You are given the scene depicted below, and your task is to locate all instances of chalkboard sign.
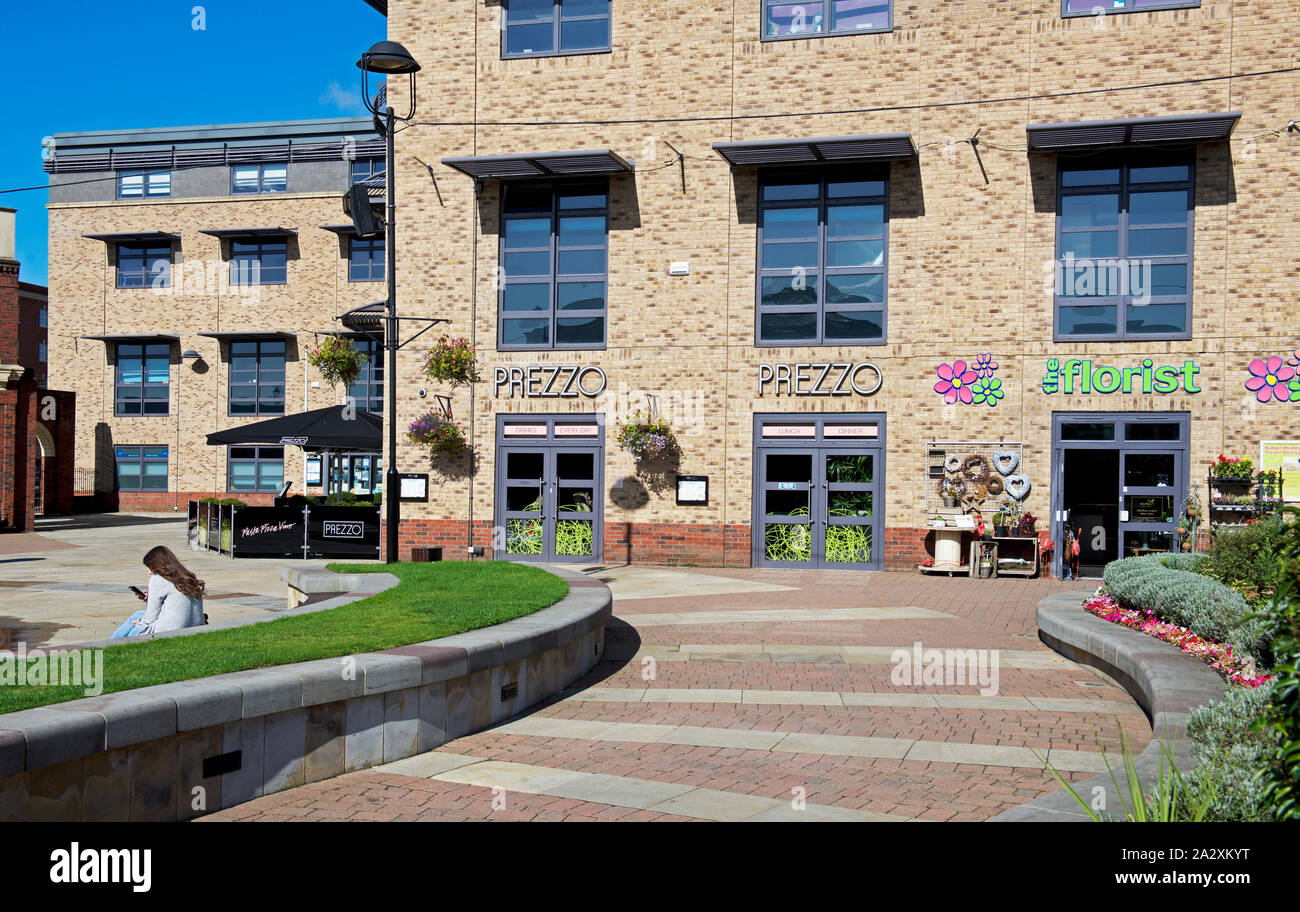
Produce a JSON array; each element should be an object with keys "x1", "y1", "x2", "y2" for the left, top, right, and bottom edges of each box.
[{"x1": 231, "y1": 507, "x2": 305, "y2": 557}]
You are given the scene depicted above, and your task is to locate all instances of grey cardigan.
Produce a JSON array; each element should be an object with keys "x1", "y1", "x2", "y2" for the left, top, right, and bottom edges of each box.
[{"x1": 140, "y1": 574, "x2": 205, "y2": 634}]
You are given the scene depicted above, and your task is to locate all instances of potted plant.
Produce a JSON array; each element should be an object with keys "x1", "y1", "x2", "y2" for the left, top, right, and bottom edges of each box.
[
  {"x1": 992, "y1": 511, "x2": 1008, "y2": 537},
  {"x1": 1210, "y1": 454, "x2": 1254, "y2": 480},
  {"x1": 408, "y1": 411, "x2": 467, "y2": 454},
  {"x1": 938, "y1": 476, "x2": 964, "y2": 508},
  {"x1": 422, "y1": 336, "x2": 481, "y2": 388},
  {"x1": 306, "y1": 336, "x2": 367, "y2": 390},
  {"x1": 616, "y1": 411, "x2": 675, "y2": 463},
  {"x1": 1017, "y1": 512, "x2": 1037, "y2": 538}
]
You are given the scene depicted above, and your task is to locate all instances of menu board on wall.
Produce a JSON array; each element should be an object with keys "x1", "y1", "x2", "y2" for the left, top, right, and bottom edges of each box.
[{"x1": 1260, "y1": 441, "x2": 1300, "y2": 502}]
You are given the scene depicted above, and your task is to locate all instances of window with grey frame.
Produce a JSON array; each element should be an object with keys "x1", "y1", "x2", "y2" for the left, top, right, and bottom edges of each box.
[
  {"x1": 117, "y1": 170, "x2": 171, "y2": 199},
  {"x1": 764, "y1": 0, "x2": 891, "y2": 39},
  {"x1": 757, "y1": 170, "x2": 888, "y2": 345},
  {"x1": 116, "y1": 243, "x2": 172, "y2": 289},
  {"x1": 1055, "y1": 154, "x2": 1193, "y2": 340},
  {"x1": 115, "y1": 445, "x2": 169, "y2": 492},
  {"x1": 229, "y1": 339, "x2": 286, "y2": 416},
  {"x1": 499, "y1": 181, "x2": 608, "y2": 350},
  {"x1": 349, "y1": 158, "x2": 384, "y2": 183},
  {"x1": 230, "y1": 240, "x2": 287, "y2": 286},
  {"x1": 503, "y1": 0, "x2": 610, "y2": 58},
  {"x1": 115, "y1": 342, "x2": 170, "y2": 416},
  {"x1": 231, "y1": 162, "x2": 287, "y2": 194},
  {"x1": 1062, "y1": 0, "x2": 1197, "y2": 16},
  {"x1": 227, "y1": 446, "x2": 285, "y2": 493},
  {"x1": 346, "y1": 337, "x2": 383, "y2": 414},
  {"x1": 348, "y1": 235, "x2": 385, "y2": 282}
]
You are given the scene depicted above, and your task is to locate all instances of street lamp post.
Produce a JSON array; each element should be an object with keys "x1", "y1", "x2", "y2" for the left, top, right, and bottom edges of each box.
[{"x1": 357, "y1": 41, "x2": 421, "y2": 563}]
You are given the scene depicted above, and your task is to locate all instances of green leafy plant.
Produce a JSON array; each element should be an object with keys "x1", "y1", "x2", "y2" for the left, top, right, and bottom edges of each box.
[
  {"x1": 1181, "y1": 685, "x2": 1278, "y2": 821},
  {"x1": 1198, "y1": 517, "x2": 1287, "y2": 610},
  {"x1": 421, "y1": 336, "x2": 481, "y2": 387},
  {"x1": 408, "y1": 411, "x2": 467, "y2": 454},
  {"x1": 1037, "y1": 726, "x2": 1219, "y2": 822},
  {"x1": 826, "y1": 454, "x2": 873, "y2": 484},
  {"x1": 1257, "y1": 506, "x2": 1300, "y2": 820},
  {"x1": 306, "y1": 336, "x2": 367, "y2": 390}
]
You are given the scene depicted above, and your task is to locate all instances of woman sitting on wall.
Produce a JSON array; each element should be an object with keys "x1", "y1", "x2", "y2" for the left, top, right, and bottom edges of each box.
[{"x1": 111, "y1": 546, "x2": 207, "y2": 639}]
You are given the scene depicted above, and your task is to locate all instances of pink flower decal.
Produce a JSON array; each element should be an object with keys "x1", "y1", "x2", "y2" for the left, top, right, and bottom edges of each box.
[
  {"x1": 934, "y1": 360, "x2": 977, "y2": 405},
  {"x1": 973, "y1": 353, "x2": 998, "y2": 378},
  {"x1": 1245, "y1": 356, "x2": 1295, "y2": 403},
  {"x1": 1288, "y1": 348, "x2": 1300, "y2": 369}
]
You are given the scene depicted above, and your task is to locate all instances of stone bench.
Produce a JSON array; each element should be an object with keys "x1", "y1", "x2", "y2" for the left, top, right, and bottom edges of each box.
[{"x1": 0, "y1": 566, "x2": 611, "y2": 821}]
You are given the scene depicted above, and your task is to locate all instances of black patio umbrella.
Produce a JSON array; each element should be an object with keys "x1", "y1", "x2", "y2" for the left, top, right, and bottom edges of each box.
[{"x1": 206, "y1": 405, "x2": 381, "y2": 451}]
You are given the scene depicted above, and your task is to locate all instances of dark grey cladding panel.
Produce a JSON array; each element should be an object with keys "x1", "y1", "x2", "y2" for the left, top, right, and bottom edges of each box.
[
  {"x1": 1026, "y1": 112, "x2": 1241, "y2": 150},
  {"x1": 713, "y1": 133, "x2": 917, "y2": 166}
]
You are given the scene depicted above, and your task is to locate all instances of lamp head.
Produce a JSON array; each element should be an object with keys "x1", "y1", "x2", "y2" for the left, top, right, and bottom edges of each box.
[{"x1": 356, "y1": 41, "x2": 421, "y2": 75}]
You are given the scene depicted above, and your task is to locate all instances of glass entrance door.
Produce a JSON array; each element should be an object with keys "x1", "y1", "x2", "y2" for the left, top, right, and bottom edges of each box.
[
  {"x1": 757, "y1": 448, "x2": 878, "y2": 569},
  {"x1": 498, "y1": 446, "x2": 601, "y2": 562},
  {"x1": 1120, "y1": 450, "x2": 1180, "y2": 557}
]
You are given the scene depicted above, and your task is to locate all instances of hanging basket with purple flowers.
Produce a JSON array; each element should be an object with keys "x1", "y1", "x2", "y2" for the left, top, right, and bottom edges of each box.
[
  {"x1": 408, "y1": 411, "x2": 467, "y2": 454},
  {"x1": 422, "y1": 336, "x2": 481, "y2": 388},
  {"x1": 615, "y1": 411, "x2": 675, "y2": 462}
]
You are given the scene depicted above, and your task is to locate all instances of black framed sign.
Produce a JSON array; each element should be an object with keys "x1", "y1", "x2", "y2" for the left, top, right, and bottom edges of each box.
[
  {"x1": 676, "y1": 475, "x2": 709, "y2": 506},
  {"x1": 399, "y1": 474, "x2": 429, "y2": 502}
]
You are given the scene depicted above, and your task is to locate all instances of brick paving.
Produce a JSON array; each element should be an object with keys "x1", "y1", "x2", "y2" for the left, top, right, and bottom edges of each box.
[{"x1": 202, "y1": 569, "x2": 1141, "y2": 823}]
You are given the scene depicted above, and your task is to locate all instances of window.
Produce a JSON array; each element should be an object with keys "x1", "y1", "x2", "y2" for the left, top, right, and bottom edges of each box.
[
  {"x1": 118, "y1": 170, "x2": 171, "y2": 199},
  {"x1": 231, "y1": 163, "x2": 288, "y2": 194},
  {"x1": 348, "y1": 236, "x2": 385, "y2": 282},
  {"x1": 116, "y1": 243, "x2": 172, "y2": 289},
  {"x1": 499, "y1": 181, "x2": 608, "y2": 349},
  {"x1": 764, "y1": 1, "x2": 892, "y2": 39},
  {"x1": 227, "y1": 446, "x2": 285, "y2": 493},
  {"x1": 1063, "y1": 0, "x2": 1197, "y2": 16},
  {"x1": 1055, "y1": 155, "x2": 1192, "y2": 340},
  {"x1": 347, "y1": 337, "x2": 384, "y2": 413},
  {"x1": 38, "y1": 342, "x2": 46, "y2": 363},
  {"x1": 504, "y1": 0, "x2": 611, "y2": 58},
  {"x1": 757, "y1": 170, "x2": 888, "y2": 345},
  {"x1": 116, "y1": 446, "x2": 169, "y2": 491},
  {"x1": 115, "y1": 342, "x2": 170, "y2": 416},
  {"x1": 230, "y1": 240, "x2": 287, "y2": 286},
  {"x1": 229, "y1": 340, "x2": 286, "y2": 416},
  {"x1": 39, "y1": 308, "x2": 46, "y2": 328},
  {"x1": 350, "y1": 158, "x2": 384, "y2": 183}
]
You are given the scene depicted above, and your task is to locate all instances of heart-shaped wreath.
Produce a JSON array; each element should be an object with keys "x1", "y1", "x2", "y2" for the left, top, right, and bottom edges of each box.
[
  {"x1": 992, "y1": 451, "x2": 1019, "y2": 476},
  {"x1": 1004, "y1": 474, "x2": 1031, "y2": 501}
]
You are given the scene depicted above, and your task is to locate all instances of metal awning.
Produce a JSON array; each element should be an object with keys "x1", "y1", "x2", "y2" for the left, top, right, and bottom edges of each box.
[
  {"x1": 320, "y1": 223, "x2": 384, "y2": 236},
  {"x1": 1026, "y1": 111, "x2": 1241, "y2": 151},
  {"x1": 196, "y1": 330, "x2": 296, "y2": 341},
  {"x1": 81, "y1": 334, "x2": 180, "y2": 344},
  {"x1": 442, "y1": 149, "x2": 634, "y2": 180},
  {"x1": 713, "y1": 133, "x2": 917, "y2": 166},
  {"x1": 82, "y1": 231, "x2": 180, "y2": 245},
  {"x1": 198, "y1": 227, "x2": 297, "y2": 239}
]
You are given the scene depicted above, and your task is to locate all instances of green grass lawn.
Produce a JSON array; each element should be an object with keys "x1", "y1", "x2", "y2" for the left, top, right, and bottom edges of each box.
[{"x1": 0, "y1": 561, "x2": 568, "y2": 714}]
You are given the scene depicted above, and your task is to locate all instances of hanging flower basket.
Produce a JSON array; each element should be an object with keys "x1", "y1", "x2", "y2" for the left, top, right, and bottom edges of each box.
[
  {"x1": 307, "y1": 336, "x2": 366, "y2": 390},
  {"x1": 422, "y1": 336, "x2": 481, "y2": 388},
  {"x1": 616, "y1": 411, "x2": 675, "y2": 462},
  {"x1": 408, "y1": 411, "x2": 467, "y2": 454}
]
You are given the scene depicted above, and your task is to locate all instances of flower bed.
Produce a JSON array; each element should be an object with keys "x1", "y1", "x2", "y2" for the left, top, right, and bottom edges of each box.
[{"x1": 1082, "y1": 590, "x2": 1272, "y2": 688}]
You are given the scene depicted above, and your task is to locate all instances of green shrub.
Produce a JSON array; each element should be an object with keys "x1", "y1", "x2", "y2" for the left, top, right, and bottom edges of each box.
[
  {"x1": 323, "y1": 491, "x2": 376, "y2": 508},
  {"x1": 1103, "y1": 554, "x2": 1267, "y2": 663},
  {"x1": 1257, "y1": 507, "x2": 1300, "y2": 820},
  {"x1": 1181, "y1": 684, "x2": 1278, "y2": 822},
  {"x1": 1198, "y1": 518, "x2": 1288, "y2": 610}
]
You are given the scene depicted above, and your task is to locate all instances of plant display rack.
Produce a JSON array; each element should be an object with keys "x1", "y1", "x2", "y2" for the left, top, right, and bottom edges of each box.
[{"x1": 1206, "y1": 469, "x2": 1284, "y2": 533}]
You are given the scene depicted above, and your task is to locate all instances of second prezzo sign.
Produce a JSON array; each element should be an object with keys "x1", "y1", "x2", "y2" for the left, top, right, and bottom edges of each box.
[
  {"x1": 494, "y1": 365, "x2": 608, "y2": 399},
  {"x1": 758, "y1": 362, "x2": 883, "y2": 397}
]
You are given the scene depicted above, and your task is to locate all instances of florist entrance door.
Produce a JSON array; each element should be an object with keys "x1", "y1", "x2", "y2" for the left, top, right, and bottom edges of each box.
[{"x1": 495, "y1": 416, "x2": 604, "y2": 563}]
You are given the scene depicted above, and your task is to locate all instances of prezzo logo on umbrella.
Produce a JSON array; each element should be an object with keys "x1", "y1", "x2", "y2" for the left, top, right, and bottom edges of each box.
[
  {"x1": 323, "y1": 521, "x2": 365, "y2": 538},
  {"x1": 279, "y1": 436, "x2": 309, "y2": 445}
]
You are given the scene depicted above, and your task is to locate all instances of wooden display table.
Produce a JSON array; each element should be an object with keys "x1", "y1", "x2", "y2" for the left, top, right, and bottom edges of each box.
[{"x1": 991, "y1": 536, "x2": 1039, "y2": 578}]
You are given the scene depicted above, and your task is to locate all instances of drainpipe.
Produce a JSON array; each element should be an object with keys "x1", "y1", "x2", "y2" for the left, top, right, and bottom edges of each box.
[{"x1": 468, "y1": 179, "x2": 481, "y2": 556}]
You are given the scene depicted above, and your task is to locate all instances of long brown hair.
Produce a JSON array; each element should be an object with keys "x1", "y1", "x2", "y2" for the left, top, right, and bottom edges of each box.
[{"x1": 143, "y1": 546, "x2": 206, "y2": 600}]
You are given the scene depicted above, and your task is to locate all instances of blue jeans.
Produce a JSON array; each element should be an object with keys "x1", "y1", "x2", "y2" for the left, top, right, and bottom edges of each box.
[{"x1": 111, "y1": 609, "x2": 149, "y2": 639}]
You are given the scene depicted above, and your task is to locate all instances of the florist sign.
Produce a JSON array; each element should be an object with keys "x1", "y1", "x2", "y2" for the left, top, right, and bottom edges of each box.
[{"x1": 1041, "y1": 358, "x2": 1202, "y2": 395}]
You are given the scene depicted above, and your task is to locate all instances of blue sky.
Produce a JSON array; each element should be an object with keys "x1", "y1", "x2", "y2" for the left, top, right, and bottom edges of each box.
[{"x1": 2, "y1": 0, "x2": 385, "y2": 285}]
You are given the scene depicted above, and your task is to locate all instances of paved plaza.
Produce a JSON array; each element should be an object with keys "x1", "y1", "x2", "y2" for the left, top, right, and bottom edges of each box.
[
  {"x1": 0, "y1": 513, "x2": 336, "y2": 648},
  {"x1": 191, "y1": 556, "x2": 1139, "y2": 823}
]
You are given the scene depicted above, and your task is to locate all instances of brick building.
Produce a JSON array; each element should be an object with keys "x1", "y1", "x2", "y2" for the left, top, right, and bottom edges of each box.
[
  {"x1": 47, "y1": 1, "x2": 1300, "y2": 573},
  {"x1": 0, "y1": 207, "x2": 72, "y2": 530},
  {"x1": 46, "y1": 119, "x2": 387, "y2": 512}
]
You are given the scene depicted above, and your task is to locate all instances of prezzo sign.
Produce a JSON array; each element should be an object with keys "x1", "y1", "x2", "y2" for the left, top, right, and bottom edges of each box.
[
  {"x1": 494, "y1": 365, "x2": 607, "y2": 399},
  {"x1": 1041, "y1": 358, "x2": 1203, "y2": 395},
  {"x1": 322, "y1": 521, "x2": 365, "y2": 539},
  {"x1": 758, "y1": 362, "x2": 883, "y2": 397}
]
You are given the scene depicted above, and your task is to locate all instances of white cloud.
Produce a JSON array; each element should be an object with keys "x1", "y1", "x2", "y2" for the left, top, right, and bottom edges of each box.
[{"x1": 319, "y1": 81, "x2": 365, "y2": 114}]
